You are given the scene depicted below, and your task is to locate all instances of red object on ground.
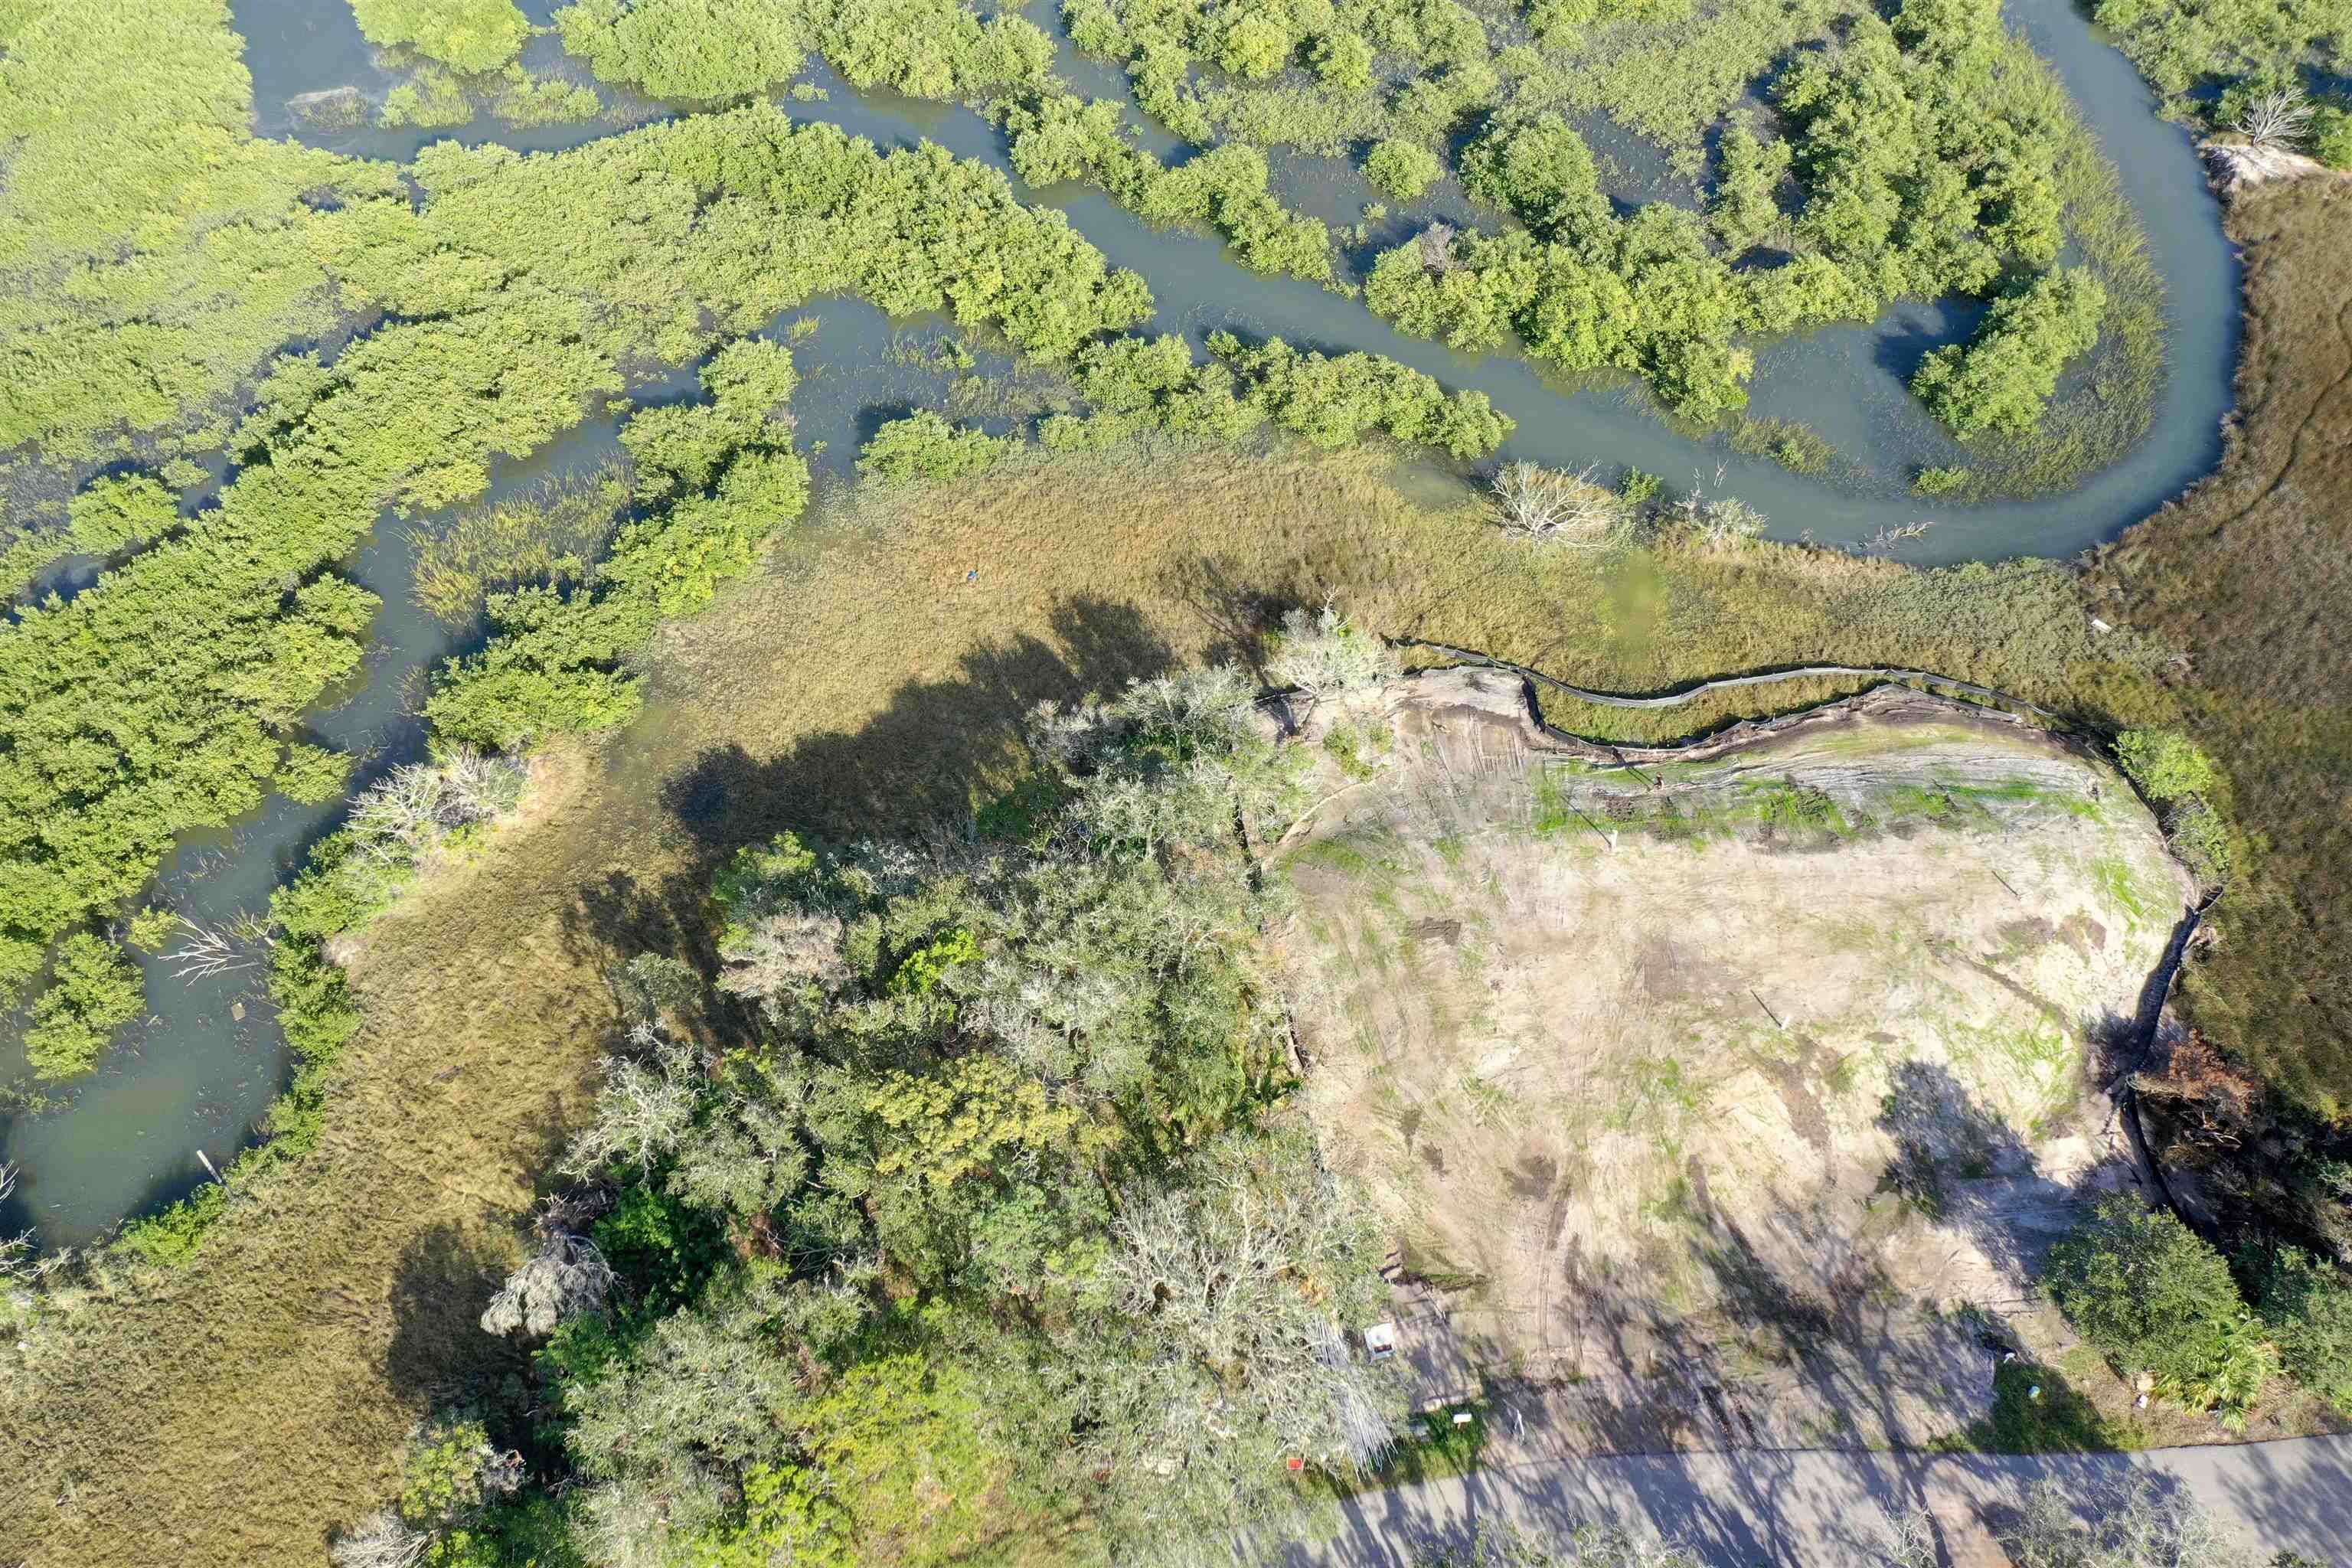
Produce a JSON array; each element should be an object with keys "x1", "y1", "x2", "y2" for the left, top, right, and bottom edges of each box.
[{"x1": 1285, "y1": 1456, "x2": 1305, "y2": 1472}]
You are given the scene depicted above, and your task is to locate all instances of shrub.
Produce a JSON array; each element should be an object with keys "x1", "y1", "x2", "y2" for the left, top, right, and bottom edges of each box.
[
  {"x1": 351, "y1": 0, "x2": 530, "y2": 73},
  {"x1": 67, "y1": 473, "x2": 179, "y2": 556},
  {"x1": 555, "y1": 0, "x2": 811, "y2": 100},
  {"x1": 22, "y1": 933, "x2": 145, "y2": 1079},
  {"x1": 115, "y1": 1181, "x2": 230, "y2": 1267},
  {"x1": 2165, "y1": 799, "x2": 2231, "y2": 883},
  {"x1": 2115, "y1": 728, "x2": 2219, "y2": 802},
  {"x1": 1310, "y1": 29, "x2": 1375, "y2": 90},
  {"x1": 2001, "y1": 1474, "x2": 2259, "y2": 1568},
  {"x1": 2311, "y1": 106, "x2": 2352, "y2": 169},
  {"x1": 1364, "y1": 139, "x2": 1442, "y2": 201},
  {"x1": 1913, "y1": 268, "x2": 2107, "y2": 438},
  {"x1": 1710, "y1": 123, "x2": 1790, "y2": 253},
  {"x1": 857, "y1": 410, "x2": 1013, "y2": 484},
  {"x1": 381, "y1": 65, "x2": 475, "y2": 129},
  {"x1": 276, "y1": 744, "x2": 356, "y2": 806},
  {"x1": 2247, "y1": 1245, "x2": 2352, "y2": 1415},
  {"x1": 1207, "y1": 332, "x2": 1512, "y2": 456},
  {"x1": 1913, "y1": 465, "x2": 1971, "y2": 496},
  {"x1": 2046, "y1": 1195, "x2": 2275, "y2": 1422}
]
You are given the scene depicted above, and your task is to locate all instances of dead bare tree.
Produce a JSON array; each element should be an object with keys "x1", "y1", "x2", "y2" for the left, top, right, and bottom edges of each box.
[
  {"x1": 346, "y1": 749, "x2": 528, "y2": 867},
  {"x1": 1858, "y1": 518, "x2": 1937, "y2": 557},
  {"x1": 1266, "y1": 600, "x2": 1399, "y2": 700},
  {"x1": 1488, "y1": 462, "x2": 1625, "y2": 547},
  {"x1": 2237, "y1": 87, "x2": 2313, "y2": 153},
  {"x1": 1416, "y1": 220, "x2": 1460, "y2": 273},
  {"x1": 716, "y1": 910, "x2": 849, "y2": 1018},
  {"x1": 328, "y1": 1511, "x2": 430, "y2": 1568},
  {"x1": 481, "y1": 1229, "x2": 616, "y2": 1339},
  {"x1": 164, "y1": 917, "x2": 266, "y2": 980},
  {"x1": 1672, "y1": 494, "x2": 1768, "y2": 550}
]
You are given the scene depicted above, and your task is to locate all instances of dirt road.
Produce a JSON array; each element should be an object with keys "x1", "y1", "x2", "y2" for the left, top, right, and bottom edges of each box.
[{"x1": 1279, "y1": 1435, "x2": 2352, "y2": 1565}]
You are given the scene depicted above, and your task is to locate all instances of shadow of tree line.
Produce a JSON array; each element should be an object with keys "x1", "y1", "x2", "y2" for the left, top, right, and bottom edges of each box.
[{"x1": 378, "y1": 595, "x2": 1203, "y2": 1405}]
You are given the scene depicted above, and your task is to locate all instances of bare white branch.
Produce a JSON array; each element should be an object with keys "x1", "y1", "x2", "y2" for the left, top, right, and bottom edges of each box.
[
  {"x1": 1488, "y1": 462, "x2": 1627, "y2": 548},
  {"x1": 328, "y1": 1511, "x2": 429, "y2": 1568},
  {"x1": 2237, "y1": 87, "x2": 2314, "y2": 153},
  {"x1": 481, "y1": 1230, "x2": 616, "y2": 1339},
  {"x1": 1266, "y1": 601, "x2": 1399, "y2": 700}
]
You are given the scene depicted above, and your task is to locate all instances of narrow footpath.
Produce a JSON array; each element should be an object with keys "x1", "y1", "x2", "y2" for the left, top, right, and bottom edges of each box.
[{"x1": 1278, "y1": 1435, "x2": 2352, "y2": 1566}]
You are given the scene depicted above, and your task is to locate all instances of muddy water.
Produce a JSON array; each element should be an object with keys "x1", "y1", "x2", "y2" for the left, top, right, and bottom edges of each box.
[{"x1": 0, "y1": 0, "x2": 2240, "y2": 1244}]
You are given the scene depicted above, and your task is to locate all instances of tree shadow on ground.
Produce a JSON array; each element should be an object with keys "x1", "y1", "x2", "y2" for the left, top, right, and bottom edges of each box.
[
  {"x1": 1158, "y1": 550, "x2": 1308, "y2": 681},
  {"x1": 1956, "y1": 1358, "x2": 2125, "y2": 1454},
  {"x1": 1875, "y1": 1058, "x2": 2076, "y2": 1280},
  {"x1": 658, "y1": 593, "x2": 1174, "y2": 856},
  {"x1": 1508, "y1": 1070, "x2": 2067, "y2": 1463},
  {"x1": 383, "y1": 1220, "x2": 528, "y2": 1408},
  {"x1": 552, "y1": 594, "x2": 1180, "y2": 1024}
]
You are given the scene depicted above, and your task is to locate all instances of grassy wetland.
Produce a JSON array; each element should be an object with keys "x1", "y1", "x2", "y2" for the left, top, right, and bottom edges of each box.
[{"x1": 6, "y1": 0, "x2": 2352, "y2": 1564}]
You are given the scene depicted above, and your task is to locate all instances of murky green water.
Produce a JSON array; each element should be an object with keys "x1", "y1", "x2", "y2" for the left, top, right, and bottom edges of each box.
[{"x1": 0, "y1": 0, "x2": 2241, "y2": 1246}]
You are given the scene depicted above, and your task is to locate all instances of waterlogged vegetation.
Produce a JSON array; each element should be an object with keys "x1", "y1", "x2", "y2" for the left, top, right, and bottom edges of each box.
[
  {"x1": 518, "y1": 0, "x2": 2164, "y2": 477},
  {"x1": 1052, "y1": 0, "x2": 2164, "y2": 479},
  {"x1": 0, "y1": 410, "x2": 2319, "y2": 1560},
  {"x1": 410, "y1": 467, "x2": 630, "y2": 626},
  {"x1": 348, "y1": 0, "x2": 530, "y2": 73},
  {"x1": 17, "y1": 26, "x2": 1550, "y2": 1083}
]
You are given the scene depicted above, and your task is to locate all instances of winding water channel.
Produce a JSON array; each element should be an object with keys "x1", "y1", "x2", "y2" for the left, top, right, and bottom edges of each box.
[{"x1": 0, "y1": 0, "x2": 2241, "y2": 1246}]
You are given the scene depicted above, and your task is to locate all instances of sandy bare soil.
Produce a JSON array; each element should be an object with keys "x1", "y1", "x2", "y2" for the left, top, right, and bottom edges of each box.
[{"x1": 1278, "y1": 669, "x2": 2194, "y2": 1451}]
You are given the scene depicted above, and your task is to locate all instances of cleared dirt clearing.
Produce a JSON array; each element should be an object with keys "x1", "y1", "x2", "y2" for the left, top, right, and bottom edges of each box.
[{"x1": 1279, "y1": 670, "x2": 2193, "y2": 1449}]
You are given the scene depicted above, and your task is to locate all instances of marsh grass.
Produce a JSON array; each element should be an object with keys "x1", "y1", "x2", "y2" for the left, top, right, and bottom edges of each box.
[
  {"x1": 407, "y1": 465, "x2": 629, "y2": 625},
  {"x1": 2087, "y1": 178, "x2": 2352, "y2": 1114},
  {"x1": 1726, "y1": 413, "x2": 1837, "y2": 476},
  {"x1": 1510, "y1": 0, "x2": 1862, "y2": 152}
]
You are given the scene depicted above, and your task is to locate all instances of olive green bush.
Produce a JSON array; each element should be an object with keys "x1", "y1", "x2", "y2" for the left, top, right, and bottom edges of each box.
[
  {"x1": 1364, "y1": 137, "x2": 1443, "y2": 201},
  {"x1": 555, "y1": 0, "x2": 811, "y2": 99},
  {"x1": 21, "y1": 935, "x2": 144, "y2": 1079},
  {"x1": 1912, "y1": 269, "x2": 2107, "y2": 438},
  {"x1": 2047, "y1": 1196, "x2": 2276, "y2": 1423},
  {"x1": 2116, "y1": 727, "x2": 2222, "y2": 802},
  {"x1": 857, "y1": 410, "x2": 1014, "y2": 484},
  {"x1": 2248, "y1": 1244, "x2": 2352, "y2": 1416},
  {"x1": 1034, "y1": 330, "x2": 1511, "y2": 457},
  {"x1": 378, "y1": 64, "x2": 474, "y2": 127},
  {"x1": 2311, "y1": 104, "x2": 2352, "y2": 168},
  {"x1": 351, "y1": 0, "x2": 531, "y2": 73}
]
